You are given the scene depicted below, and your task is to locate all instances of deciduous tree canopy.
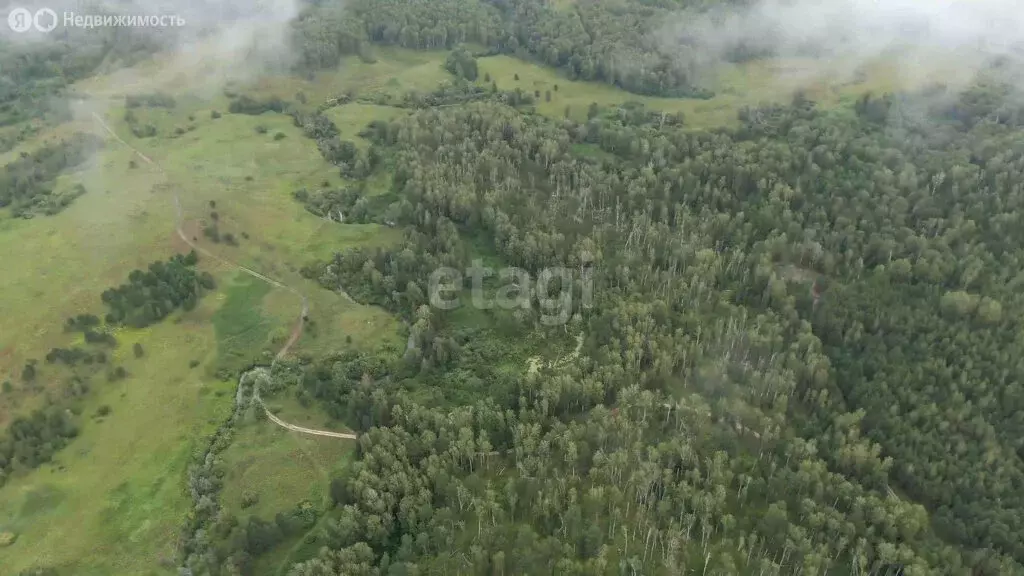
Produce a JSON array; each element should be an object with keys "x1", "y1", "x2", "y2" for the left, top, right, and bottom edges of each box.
[{"x1": 186, "y1": 80, "x2": 1024, "y2": 574}]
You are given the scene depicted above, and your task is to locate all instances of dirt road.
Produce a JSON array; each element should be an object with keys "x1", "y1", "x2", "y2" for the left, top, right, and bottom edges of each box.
[
  {"x1": 92, "y1": 111, "x2": 351, "y2": 441},
  {"x1": 263, "y1": 410, "x2": 357, "y2": 439}
]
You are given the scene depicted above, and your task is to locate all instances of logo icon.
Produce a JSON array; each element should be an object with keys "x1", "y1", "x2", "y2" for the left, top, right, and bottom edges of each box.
[
  {"x1": 7, "y1": 7, "x2": 58, "y2": 32},
  {"x1": 33, "y1": 8, "x2": 57, "y2": 32},
  {"x1": 8, "y1": 7, "x2": 32, "y2": 32}
]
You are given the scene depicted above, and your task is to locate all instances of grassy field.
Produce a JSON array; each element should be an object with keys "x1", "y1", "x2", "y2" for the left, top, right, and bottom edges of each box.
[
  {"x1": 0, "y1": 304, "x2": 234, "y2": 574},
  {"x1": 211, "y1": 271, "x2": 276, "y2": 373},
  {"x1": 202, "y1": 47, "x2": 450, "y2": 111},
  {"x1": 0, "y1": 117, "x2": 172, "y2": 425},
  {"x1": 324, "y1": 103, "x2": 408, "y2": 149},
  {"x1": 0, "y1": 50, "x2": 418, "y2": 574},
  {"x1": 219, "y1": 408, "x2": 356, "y2": 576},
  {"x1": 324, "y1": 48, "x2": 451, "y2": 102},
  {"x1": 0, "y1": 77, "x2": 405, "y2": 380},
  {"x1": 263, "y1": 392, "x2": 356, "y2": 435},
  {"x1": 475, "y1": 53, "x2": 962, "y2": 128},
  {"x1": 219, "y1": 417, "x2": 353, "y2": 521}
]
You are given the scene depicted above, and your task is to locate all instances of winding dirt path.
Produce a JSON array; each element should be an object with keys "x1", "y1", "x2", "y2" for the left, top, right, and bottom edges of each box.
[
  {"x1": 92, "y1": 111, "x2": 351, "y2": 441},
  {"x1": 264, "y1": 410, "x2": 357, "y2": 439}
]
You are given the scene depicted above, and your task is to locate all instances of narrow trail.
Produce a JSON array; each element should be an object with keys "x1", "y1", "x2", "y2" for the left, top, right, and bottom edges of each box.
[
  {"x1": 92, "y1": 111, "x2": 351, "y2": 441},
  {"x1": 264, "y1": 410, "x2": 357, "y2": 440}
]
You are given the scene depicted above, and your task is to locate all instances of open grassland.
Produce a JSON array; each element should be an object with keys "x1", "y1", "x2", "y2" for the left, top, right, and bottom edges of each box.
[
  {"x1": 0, "y1": 83, "x2": 404, "y2": 416},
  {"x1": 324, "y1": 103, "x2": 408, "y2": 148},
  {"x1": 215, "y1": 269, "x2": 402, "y2": 375},
  {"x1": 69, "y1": 35, "x2": 972, "y2": 132},
  {"x1": 315, "y1": 48, "x2": 451, "y2": 102},
  {"x1": 476, "y1": 53, "x2": 971, "y2": 127},
  {"x1": 217, "y1": 48, "x2": 451, "y2": 109},
  {"x1": 211, "y1": 271, "x2": 276, "y2": 373},
  {"x1": 0, "y1": 122, "x2": 171, "y2": 423},
  {"x1": 77, "y1": 44, "x2": 451, "y2": 110},
  {"x1": 219, "y1": 417, "x2": 353, "y2": 520},
  {"x1": 0, "y1": 303, "x2": 233, "y2": 575},
  {"x1": 0, "y1": 53, "x2": 415, "y2": 573},
  {"x1": 219, "y1": 416, "x2": 355, "y2": 576},
  {"x1": 263, "y1": 392, "x2": 356, "y2": 435}
]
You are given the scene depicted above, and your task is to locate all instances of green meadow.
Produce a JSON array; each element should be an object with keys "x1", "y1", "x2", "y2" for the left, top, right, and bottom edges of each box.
[
  {"x1": 0, "y1": 309, "x2": 232, "y2": 574},
  {"x1": 475, "y1": 53, "x2": 961, "y2": 127},
  {"x1": 218, "y1": 416, "x2": 353, "y2": 524},
  {"x1": 0, "y1": 49, "x2": 416, "y2": 574}
]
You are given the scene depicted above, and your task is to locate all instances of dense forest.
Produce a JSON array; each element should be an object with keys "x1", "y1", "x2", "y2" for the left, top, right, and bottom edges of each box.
[
  {"x1": 292, "y1": 0, "x2": 728, "y2": 97},
  {"x1": 178, "y1": 64, "x2": 1024, "y2": 574}
]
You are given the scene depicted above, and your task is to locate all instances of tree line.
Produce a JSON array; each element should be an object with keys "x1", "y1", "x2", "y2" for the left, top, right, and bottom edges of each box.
[
  {"x1": 100, "y1": 250, "x2": 214, "y2": 328},
  {"x1": 0, "y1": 133, "x2": 101, "y2": 218},
  {"x1": 0, "y1": 22, "x2": 173, "y2": 129},
  {"x1": 292, "y1": 0, "x2": 724, "y2": 97}
]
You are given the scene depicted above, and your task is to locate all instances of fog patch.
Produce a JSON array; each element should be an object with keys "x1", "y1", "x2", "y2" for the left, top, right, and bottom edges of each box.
[{"x1": 665, "y1": 0, "x2": 1024, "y2": 98}]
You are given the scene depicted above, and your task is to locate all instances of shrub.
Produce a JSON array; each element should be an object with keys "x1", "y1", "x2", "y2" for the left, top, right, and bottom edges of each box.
[
  {"x1": 229, "y1": 95, "x2": 287, "y2": 115},
  {"x1": 22, "y1": 361, "x2": 36, "y2": 383},
  {"x1": 203, "y1": 225, "x2": 220, "y2": 243},
  {"x1": 125, "y1": 93, "x2": 176, "y2": 109},
  {"x1": 131, "y1": 124, "x2": 157, "y2": 138},
  {"x1": 241, "y1": 491, "x2": 260, "y2": 509}
]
